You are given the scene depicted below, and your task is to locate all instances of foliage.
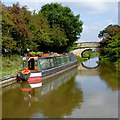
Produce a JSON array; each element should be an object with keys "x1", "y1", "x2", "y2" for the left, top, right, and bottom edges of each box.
[
  {"x1": 29, "y1": 51, "x2": 36, "y2": 55},
  {"x1": 36, "y1": 51, "x2": 43, "y2": 54},
  {"x1": 2, "y1": 54, "x2": 22, "y2": 78},
  {"x1": 82, "y1": 51, "x2": 99, "y2": 58},
  {"x1": 98, "y1": 24, "x2": 120, "y2": 61},
  {"x1": 2, "y1": 2, "x2": 83, "y2": 55},
  {"x1": 66, "y1": 42, "x2": 78, "y2": 52},
  {"x1": 40, "y1": 3, "x2": 83, "y2": 51},
  {"x1": 2, "y1": 3, "x2": 32, "y2": 54},
  {"x1": 75, "y1": 55, "x2": 88, "y2": 63},
  {"x1": 30, "y1": 51, "x2": 43, "y2": 55}
]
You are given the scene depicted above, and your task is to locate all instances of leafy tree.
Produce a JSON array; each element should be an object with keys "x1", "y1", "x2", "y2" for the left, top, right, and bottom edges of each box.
[
  {"x1": 29, "y1": 13, "x2": 52, "y2": 52},
  {"x1": 2, "y1": 3, "x2": 32, "y2": 54},
  {"x1": 2, "y1": 2, "x2": 83, "y2": 54},
  {"x1": 49, "y1": 25, "x2": 69, "y2": 53},
  {"x1": 29, "y1": 13, "x2": 69, "y2": 53},
  {"x1": 98, "y1": 24, "x2": 120, "y2": 61},
  {"x1": 40, "y1": 3, "x2": 83, "y2": 51}
]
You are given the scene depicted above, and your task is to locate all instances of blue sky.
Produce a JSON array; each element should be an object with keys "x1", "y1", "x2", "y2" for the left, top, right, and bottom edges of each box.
[{"x1": 1, "y1": 0, "x2": 119, "y2": 42}]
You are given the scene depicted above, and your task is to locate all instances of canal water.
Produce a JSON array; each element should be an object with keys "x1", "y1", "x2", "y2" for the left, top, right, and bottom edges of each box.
[{"x1": 2, "y1": 59, "x2": 119, "y2": 118}]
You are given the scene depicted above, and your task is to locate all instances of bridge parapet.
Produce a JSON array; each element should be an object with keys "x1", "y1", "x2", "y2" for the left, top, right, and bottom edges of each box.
[
  {"x1": 72, "y1": 48, "x2": 97, "y2": 57},
  {"x1": 77, "y1": 42, "x2": 100, "y2": 48}
]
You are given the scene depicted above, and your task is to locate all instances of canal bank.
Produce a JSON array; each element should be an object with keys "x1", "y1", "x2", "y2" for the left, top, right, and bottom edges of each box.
[{"x1": 2, "y1": 55, "x2": 22, "y2": 79}]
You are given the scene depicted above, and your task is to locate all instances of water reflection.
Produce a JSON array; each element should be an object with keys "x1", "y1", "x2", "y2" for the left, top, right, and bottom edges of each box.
[
  {"x1": 2, "y1": 61, "x2": 119, "y2": 118},
  {"x1": 74, "y1": 63, "x2": 118, "y2": 118},
  {"x1": 97, "y1": 62, "x2": 119, "y2": 91},
  {"x1": 82, "y1": 57, "x2": 100, "y2": 69},
  {"x1": 2, "y1": 68, "x2": 83, "y2": 118}
]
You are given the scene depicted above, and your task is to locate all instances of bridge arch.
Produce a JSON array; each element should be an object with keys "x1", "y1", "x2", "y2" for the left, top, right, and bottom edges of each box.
[
  {"x1": 72, "y1": 42, "x2": 100, "y2": 57},
  {"x1": 81, "y1": 57, "x2": 100, "y2": 69},
  {"x1": 81, "y1": 48, "x2": 99, "y2": 58}
]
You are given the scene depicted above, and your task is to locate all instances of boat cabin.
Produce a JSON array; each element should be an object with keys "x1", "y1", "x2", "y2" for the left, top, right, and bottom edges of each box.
[{"x1": 22, "y1": 54, "x2": 74, "y2": 71}]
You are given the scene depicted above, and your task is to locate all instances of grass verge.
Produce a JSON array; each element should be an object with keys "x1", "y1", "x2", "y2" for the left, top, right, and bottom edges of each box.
[
  {"x1": 2, "y1": 55, "x2": 22, "y2": 79},
  {"x1": 75, "y1": 55, "x2": 88, "y2": 63}
]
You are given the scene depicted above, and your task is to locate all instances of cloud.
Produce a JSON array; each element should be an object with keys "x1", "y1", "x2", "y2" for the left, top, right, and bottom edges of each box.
[
  {"x1": 28, "y1": 7, "x2": 38, "y2": 14},
  {"x1": 82, "y1": 2, "x2": 108, "y2": 14},
  {"x1": 78, "y1": 19, "x2": 116, "y2": 42},
  {"x1": 2, "y1": 0, "x2": 120, "y2": 2}
]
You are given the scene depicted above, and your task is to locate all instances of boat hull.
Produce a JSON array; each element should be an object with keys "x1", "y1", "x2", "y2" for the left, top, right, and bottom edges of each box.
[{"x1": 17, "y1": 73, "x2": 30, "y2": 81}]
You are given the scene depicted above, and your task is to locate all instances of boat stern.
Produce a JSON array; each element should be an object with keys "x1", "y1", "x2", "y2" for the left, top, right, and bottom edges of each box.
[
  {"x1": 27, "y1": 72, "x2": 42, "y2": 88},
  {"x1": 17, "y1": 68, "x2": 30, "y2": 81}
]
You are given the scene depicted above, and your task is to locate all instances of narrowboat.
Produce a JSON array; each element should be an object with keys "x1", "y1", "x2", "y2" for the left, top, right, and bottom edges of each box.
[{"x1": 17, "y1": 53, "x2": 77, "y2": 88}]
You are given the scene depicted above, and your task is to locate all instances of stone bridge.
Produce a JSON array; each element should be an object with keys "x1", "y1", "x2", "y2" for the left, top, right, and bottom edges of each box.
[{"x1": 71, "y1": 42, "x2": 100, "y2": 57}]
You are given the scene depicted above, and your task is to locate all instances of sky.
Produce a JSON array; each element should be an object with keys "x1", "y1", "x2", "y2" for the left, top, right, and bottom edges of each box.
[{"x1": 1, "y1": 0, "x2": 120, "y2": 43}]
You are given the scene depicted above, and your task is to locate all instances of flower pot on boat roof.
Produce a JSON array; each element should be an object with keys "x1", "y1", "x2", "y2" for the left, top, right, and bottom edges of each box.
[{"x1": 30, "y1": 51, "x2": 36, "y2": 56}]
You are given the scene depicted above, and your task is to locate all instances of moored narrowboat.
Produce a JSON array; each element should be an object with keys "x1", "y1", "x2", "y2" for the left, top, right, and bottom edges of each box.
[{"x1": 17, "y1": 53, "x2": 77, "y2": 88}]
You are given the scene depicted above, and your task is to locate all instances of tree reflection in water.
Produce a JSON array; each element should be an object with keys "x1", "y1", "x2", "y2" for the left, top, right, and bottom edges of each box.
[{"x1": 97, "y1": 62, "x2": 119, "y2": 91}]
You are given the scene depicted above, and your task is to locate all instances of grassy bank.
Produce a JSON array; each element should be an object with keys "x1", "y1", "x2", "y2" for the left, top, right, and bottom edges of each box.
[
  {"x1": 2, "y1": 55, "x2": 22, "y2": 78},
  {"x1": 75, "y1": 55, "x2": 88, "y2": 63}
]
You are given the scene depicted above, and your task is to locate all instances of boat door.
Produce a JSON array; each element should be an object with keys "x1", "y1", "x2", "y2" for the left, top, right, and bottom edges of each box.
[
  {"x1": 28, "y1": 58, "x2": 34, "y2": 70},
  {"x1": 28, "y1": 57, "x2": 39, "y2": 71}
]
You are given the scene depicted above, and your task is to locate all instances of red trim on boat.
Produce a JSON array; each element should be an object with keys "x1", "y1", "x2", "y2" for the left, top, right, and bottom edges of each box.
[{"x1": 28, "y1": 76, "x2": 42, "y2": 84}]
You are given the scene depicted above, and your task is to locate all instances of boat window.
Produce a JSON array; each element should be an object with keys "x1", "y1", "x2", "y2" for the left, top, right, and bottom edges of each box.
[
  {"x1": 61, "y1": 57, "x2": 65, "y2": 65},
  {"x1": 56, "y1": 57, "x2": 62, "y2": 66},
  {"x1": 65, "y1": 56, "x2": 70, "y2": 63},
  {"x1": 49, "y1": 57, "x2": 56, "y2": 68},
  {"x1": 39, "y1": 58, "x2": 51, "y2": 70},
  {"x1": 38, "y1": 55, "x2": 73, "y2": 70},
  {"x1": 69, "y1": 55, "x2": 72, "y2": 62}
]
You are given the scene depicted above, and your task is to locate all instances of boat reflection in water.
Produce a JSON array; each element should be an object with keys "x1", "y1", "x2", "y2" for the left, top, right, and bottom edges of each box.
[
  {"x1": 11, "y1": 67, "x2": 83, "y2": 118},
  {"x1": 20, "y1": 67, "x2": 77, "y2": 100}
]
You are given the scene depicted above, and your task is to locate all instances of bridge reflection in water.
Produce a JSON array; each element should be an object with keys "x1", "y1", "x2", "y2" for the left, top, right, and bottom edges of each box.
[
  {"x1": 81, "y1": 57, "x2": 100, "y2": 69},
  {"x1": 2, "y1": 67, "x2": 83, "y2": 118}
]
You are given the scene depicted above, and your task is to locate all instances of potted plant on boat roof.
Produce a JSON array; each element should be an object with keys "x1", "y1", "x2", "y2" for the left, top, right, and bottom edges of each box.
[
  {"x1": 30, "y1": 51, "x2": 36, "y2": 56},
  {"x1": 36, "y1": 51, "x2": 43, "y2": 56}
]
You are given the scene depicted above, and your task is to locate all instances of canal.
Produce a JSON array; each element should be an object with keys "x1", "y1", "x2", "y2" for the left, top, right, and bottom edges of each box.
[{"x1": 2, "y1": 59, "x2": 119, "y2": 118}]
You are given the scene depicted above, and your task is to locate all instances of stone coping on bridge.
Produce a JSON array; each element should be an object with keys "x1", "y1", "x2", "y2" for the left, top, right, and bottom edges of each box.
[
  {"x1": 78, "y1": 42, "x2": 100, "y2": 43},
  {"x1": 77, "y1": 42, "x2": 100, "y2": 48}
]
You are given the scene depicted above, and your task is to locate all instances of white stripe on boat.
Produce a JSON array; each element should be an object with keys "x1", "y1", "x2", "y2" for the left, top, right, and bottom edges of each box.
[
  {"x1": 30, "y1": 72, "x2": 42, "y2": 77},
  {"x1": 30, "y1": 82, "x2": 42, "y2": 88}
]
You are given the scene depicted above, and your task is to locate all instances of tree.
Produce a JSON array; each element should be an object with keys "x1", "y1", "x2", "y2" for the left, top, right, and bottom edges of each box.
[
  {"x1": 28, "y1": 13, "x2": 52, "y2": 52},
  {"x1": 40, "y1": 3, "x2": 83, "y2": 51},
  {"x1": 98, "y1": 24, "x2": 120, "y2": 61},
  {"x1": 49, "y1": 25, "x2": 69, "y2": 53},
  {"x1": 2, "y1": 2, "x2": 83, "y2": 54},
  {"x1": 2, "y1": 3, "x2": 32, "y2": 54}
]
